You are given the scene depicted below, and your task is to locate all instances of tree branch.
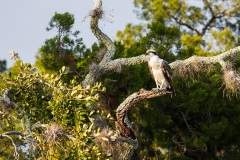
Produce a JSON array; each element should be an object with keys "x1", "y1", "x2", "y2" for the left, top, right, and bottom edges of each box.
[
  {"x1": 83, "y1": 0, "x2": 116, "y2": 87},
  {"x1": 1, "y1": 131, "x2": 24, "y2": 137},
  {"x1": 171, "y1": 16, "x2": 201, "y2": 35},
  {"x1": 200, "y1": 4, "x2": 227, "y2": 36},
  {"x1": 171, "y1": 46, "x2": 240, "y2": 95},
  {"x1": 171, "y1": 0, "x2": 237, "y2": 37},
  {"x1": 101, "y1": 55, "x2": 149, "y2": 72},
  {"x1": 90, "y1": 0, "x2": 115, "y2": 63},
  {"x1": 116, "y1": 89, "x2": 167, "y2": 139}
]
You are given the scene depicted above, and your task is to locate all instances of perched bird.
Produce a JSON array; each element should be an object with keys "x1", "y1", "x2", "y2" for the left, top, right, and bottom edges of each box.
[{"x1": 146, "y1": 49, "x2": 175, "y2": 96}]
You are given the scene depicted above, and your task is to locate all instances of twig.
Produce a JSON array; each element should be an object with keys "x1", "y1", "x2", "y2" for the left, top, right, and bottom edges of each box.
[
  {"x1": 1, "y1": 134, "x2": 19, "y2": 160},
  {"x1": 181, "y1": 112, "x2": 192, "y2": 133}
]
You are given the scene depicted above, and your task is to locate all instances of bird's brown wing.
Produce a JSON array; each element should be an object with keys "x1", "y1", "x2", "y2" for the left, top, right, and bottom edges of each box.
[
  {"x1": 161, "y1": 60, "x2": 172, "y2": 83},
  {"x1": 162, "y1": 60, "x2": 175, "y2": 96}
]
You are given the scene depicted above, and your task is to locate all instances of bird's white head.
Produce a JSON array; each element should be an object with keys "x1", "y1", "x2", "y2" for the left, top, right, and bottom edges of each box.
[{"x1": 146, "y1": 49, "x2": 158, "y2": 57}]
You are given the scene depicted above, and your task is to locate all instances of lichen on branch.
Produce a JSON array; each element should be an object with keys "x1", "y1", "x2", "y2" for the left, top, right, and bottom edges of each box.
[{"x1": 171, "y1": 46, "x2": 240, "y2": 95}]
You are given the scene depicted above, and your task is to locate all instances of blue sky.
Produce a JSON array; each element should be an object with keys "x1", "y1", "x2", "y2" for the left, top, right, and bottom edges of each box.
[{"x1": 0, "y1": 0, "x2": 142, "y2": 68}]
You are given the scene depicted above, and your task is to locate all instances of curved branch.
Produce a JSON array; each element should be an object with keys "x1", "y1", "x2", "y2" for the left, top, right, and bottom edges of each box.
[
  {"x1": 90, "y1": 0, "x2": 115, "y2": 63},
  {"x1": 83, "y1": 1, "x2": 150, "y2": 87},
  {"x1": 1, "y1": 132, "x2": 23, "y2": 160},
  {"x1": 83, "y1": 0, "x2": 116, "y2": 87},
  {"x1": 116, "y1": 89, "x2": 167, "y2": 139},
  {"x1": 1, "y1": 131, "x2": 25, "y2": 137}
]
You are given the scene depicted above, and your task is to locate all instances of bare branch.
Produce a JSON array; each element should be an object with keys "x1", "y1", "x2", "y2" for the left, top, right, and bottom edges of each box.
[
  {"x1": 83, "y1": 0, "x2": 115, "y2": 87},
  {"x1": 203, "y1": 0, "x2": 214, "y2": 16},
  {"x1": 90, "y1": 0, "x2": 115, "y2": 63},
  {"x1": 181, "y1": 112, "x2": 193, "y2": 133},
  {"x1": 1, "y1": 134, "x2": 20, "y2": 160},
  {"x1": 116, "y1": 89, "x2": 167, "y2": 139},
  {"x1": 171, "y1": 46, "x2": 240, "y2": 71},
  {"x1": 171, "y1": 0, "x2": 237, "y2": 36},
  {"x1": 1, "y1": 131, "x2": 24, "y2": 137},
  {"x1": 171, "y1": 16, "x2": 201, "y2": 35}
]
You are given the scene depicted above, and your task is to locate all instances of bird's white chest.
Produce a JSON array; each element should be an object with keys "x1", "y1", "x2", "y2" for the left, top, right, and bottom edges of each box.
[
  {"x1": 148, "y1": 56, "x2": 163, "y2": 69},
  {"x1": 148, "y1": 56, "x2": 167, "y2": 85}
]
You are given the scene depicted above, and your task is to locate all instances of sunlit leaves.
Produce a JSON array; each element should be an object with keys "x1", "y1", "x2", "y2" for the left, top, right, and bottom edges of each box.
[
  {"x1": 134, "y1": 0, "x2": 240, "y2": 54},
  {"x1": 210, "y1": 28, "x2": 235, "y2": 52},
  {"x1": 0, "y1": 61, "x2": 106, "y2": 159},
  {"x1": 116, "y1": 23, "x2": 146, "y2": 48}
]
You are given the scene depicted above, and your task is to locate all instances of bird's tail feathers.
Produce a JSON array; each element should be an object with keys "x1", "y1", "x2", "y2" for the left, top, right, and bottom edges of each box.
[{"x1": 166, "y1": 85, "x2": 176, "y2": 97}]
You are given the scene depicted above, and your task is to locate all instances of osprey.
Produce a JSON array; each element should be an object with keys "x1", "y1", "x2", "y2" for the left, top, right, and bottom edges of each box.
[{"x1": 146, "y1": 49, "x2": 175, "y2": 96}]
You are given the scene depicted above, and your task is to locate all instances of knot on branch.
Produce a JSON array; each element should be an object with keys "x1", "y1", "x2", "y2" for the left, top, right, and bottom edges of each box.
[
  {"x1": 91, "y1": 0, "x2": 103, "y2": 18},
  {"x1": 91, "y1": 6, "x2": 103, "y2": 19}
]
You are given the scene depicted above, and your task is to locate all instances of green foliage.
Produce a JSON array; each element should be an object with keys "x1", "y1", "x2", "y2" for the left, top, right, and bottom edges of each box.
[
  {"x1": 210, "y1": 28, "x2": 236, "y2": 52},
  {"x1": 0, "y1": 62, "x2": 106, "y2": 159},
  {"x1": 116, "y1": 23, "x2": 145, "y2": 48},
  {"x1": 181, "y1": 34, "x2": 209, "y2": 56},
  {"x1": 1, "y1": 1, "x2": 239, "y2": 159},
  {"x1": 130, "y1": 60, "x2": 240, "y2": 159},
  {"x1": 112, "y1": 6, "x2": 240, "y2": 158},
  {"x1": 35, "y1": 12, "x2": 89, "y2": 82},
  {"x1": 133, "y1": 0, "x2": 240, "y2": 54},
  {"x1": 46, "y1": 12, "x2": 75, "y2": 33},
  {"x1": 144, "y1": 16, "x2": 181, "y2": 60},
  {"x1": 8, "y1": 60, "x2": 23, "y2": 77}
]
